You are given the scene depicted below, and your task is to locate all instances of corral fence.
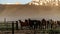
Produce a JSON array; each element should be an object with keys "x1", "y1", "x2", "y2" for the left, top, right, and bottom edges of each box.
[{"x1": 0, "y1": 21, "x2": 60, "y2": 34}]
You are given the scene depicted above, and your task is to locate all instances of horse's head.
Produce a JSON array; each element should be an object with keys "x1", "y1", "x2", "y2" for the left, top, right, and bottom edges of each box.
[
  {"x1": 25, "y1": 20, "x2": 28, "y2": 22},
  {"x1": 16, "y1": 21, "x2": 18, "y2": 23},
  {"x1": 19, "y1": 20, "x2": 23, "y2": 23}
]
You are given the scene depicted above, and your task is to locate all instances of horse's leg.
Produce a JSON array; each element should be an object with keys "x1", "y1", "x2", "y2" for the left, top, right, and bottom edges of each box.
[
  {"x1": 36, "y1": 25, "x2": 38, "y2": 29},
  {"x1": 30, "y1": 24, "x2": 33, "y2": 30},
  {"x1": 38, "y1": 24, "x2": 39, "y2": 29},
  {"x1": 29, "y1": 25, "x2": 31, "y2": 30},
  {"x1": 20, "y1": 23, "x2": 23, "y2": 30},
  {"x1": 28, "y1": 25, "x2": 30, "y2": 30},
  {"x1": 20, "y1": 25, "x2": 23, "y2": 30},
  {"x1": 39, "y1": 22, "x2": 40, "y2": 29},
  {"x1": 39, "y1": 24, "x2": 40, "y2": 29},
  {"x1": 31, "y1": 25, "x2": 32, "y2": 29},
  {"x1": 34, "y1": 24, "x2": 36, "y2": 29},
  {"x1": 34, "y1": 24, "x2": 36, "y2": 30},
  {"x1": 20, "y1": 25, "x2": 22, "y2": 30},
  {"x1": 31, "y1": 25, "x2": 33, "y2": 30}
]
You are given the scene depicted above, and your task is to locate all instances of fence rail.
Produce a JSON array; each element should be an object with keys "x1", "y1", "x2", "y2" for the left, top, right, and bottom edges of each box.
[{"x1": 0, "y1": 19, "x2": 60, "y2": 34}]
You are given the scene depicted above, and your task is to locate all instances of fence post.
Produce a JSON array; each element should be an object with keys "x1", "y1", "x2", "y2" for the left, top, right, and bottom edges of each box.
[
  {"x1": 16, "y1": 21, "x2": 18, "y2": 30},
  {"x1": 12, "y1": 21, "x2": 14, "y2": 34},
  {"x1": 34, "y1": 22, "x2": 36, "y2": 34}
]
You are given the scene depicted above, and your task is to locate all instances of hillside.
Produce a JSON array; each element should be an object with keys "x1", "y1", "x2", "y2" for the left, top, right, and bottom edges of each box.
[{"x1": 0, "y1": 4, "x2": 60, "y2": 21}]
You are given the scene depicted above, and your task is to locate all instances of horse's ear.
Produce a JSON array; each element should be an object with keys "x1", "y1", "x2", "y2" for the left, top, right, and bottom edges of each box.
[
  {"x1": 19, "y1": 20, "x2": 21, "y2": 21},
  {"x1": 28, "y1": 18, "x2": 31, "y2": 20}
]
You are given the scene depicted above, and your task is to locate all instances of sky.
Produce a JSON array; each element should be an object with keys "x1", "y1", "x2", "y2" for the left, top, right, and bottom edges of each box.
[{"x1": 0, "y1": 0, "x2": 32, "y2": 4}]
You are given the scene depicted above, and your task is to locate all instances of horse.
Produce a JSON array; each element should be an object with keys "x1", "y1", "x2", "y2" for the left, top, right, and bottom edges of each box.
[
  {"x1": 28, "y1": 19, "x2": 41, "y2": 29},
  {"x1": 48, "y1": 20, "x2": 57, "y2": 29},
  {"x1": 41, "y1": 19, "x2": 47, "y2": 30},
  {"x1": 19, "y1": 19, "x2": 41, "y2": 29},
  {"x1": 19, "y1": 20, "x2": 29, "y2": 30},
  {"x1": 15, "y1": 21, "x2": 19, "y2": 30},
  {"x1": 57, "y1": 21, "x2": 60, "y2": 26}
]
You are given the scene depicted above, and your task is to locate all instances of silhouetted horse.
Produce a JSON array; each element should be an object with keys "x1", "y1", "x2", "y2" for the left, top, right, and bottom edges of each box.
[
  {"x1": 41, "y1": 19, "x2": 56, "y2": 30},
  {"x1": 19, "y1": 20, "x2": 29, "y2": 29},
  {"x1": 41, "y1": 19, "x2": 47, "y2": 30},
  {"x1": 32, "y1": 20, "x2": 39, "y2": 29},
  {"x1": 57, "y1": 21, "x2": 60, "y2": 26},
  {"x1": 48, "y1": 20, "x2": 56, "y2": 29},
  {"x1": 19, "y1": 19, "x2": 40, "y2": 29},
  {"x1": 28, "y1": 19, "x2": 41, "y2": 29},
  {"x1": 28, "y1": 19, "x2": 34, "y2": 29},
  {"x1": 36, "y1": 20, "x2": 41, "y2": 29},
  {"x1": 46, "y1": 20, "x2": 51, "y2": 29}
]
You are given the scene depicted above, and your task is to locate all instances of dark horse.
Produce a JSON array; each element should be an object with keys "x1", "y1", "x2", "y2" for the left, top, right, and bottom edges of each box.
[
  {"x1": 41, "y1": 19, "x2": 47, "y2": 30},
  {"x1": 19, "y1": 19, "x2": 41, "y2": 30},
  {"x1": 19, "y1": 20, "x2": 29, "y2": 30},
  {"x1": 57, "y1": 21, "x2": 60, "y2": 26},
  {"x1": 28, "y1": 19, "x2": 41, "y2": 29}
]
